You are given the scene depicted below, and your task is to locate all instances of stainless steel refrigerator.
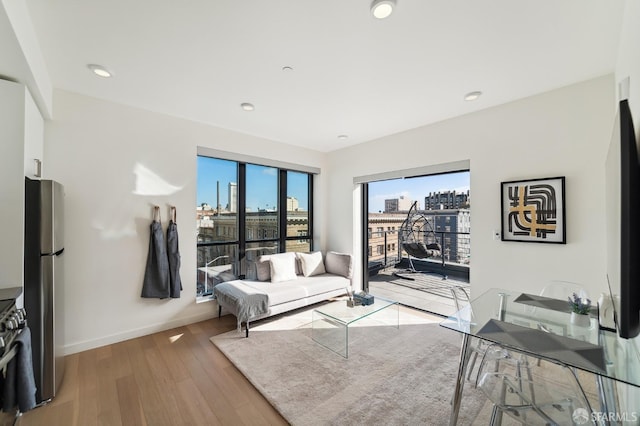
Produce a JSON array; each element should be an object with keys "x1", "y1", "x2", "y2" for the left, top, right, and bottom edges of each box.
[{"x1": 24, "y1": 178, "x2": 65, "y2": 403}]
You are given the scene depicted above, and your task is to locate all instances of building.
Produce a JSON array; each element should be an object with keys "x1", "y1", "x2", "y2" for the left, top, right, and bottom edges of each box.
[
  {"x1": 430, "y1": 209, "x2": 471, "y2": 265},
  {"x1": 424, "y1": 190, "x2": 470, "y2": 210},
  {"x1": 287, "y1": 196, "x2": 300, "y2": 211},
  {"x1": 228, "y1": 182, "x2": 237, "y2": 213},
  {"x1": 367, "y1": 212, "x2": 406, "y2": 270},
  {"x1": 384, "y1": 196, "x2": 416, "y2": 212}
]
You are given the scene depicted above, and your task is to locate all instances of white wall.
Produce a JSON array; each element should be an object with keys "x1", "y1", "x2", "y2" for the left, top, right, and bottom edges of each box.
[
  {"x1": 326, "y1": 75, "x2": 615, "y2": 300},
  {"x1": 616, "y1": 0, "x2": 640, "y2": 130},
  {"x1": 24, "y1": 86, "x2": 43, "y2": 179},
  {"x1": 44, "y1": 90, "x2": 326, "y2": 354},
  {"x1": 0, "y1": 79, "x2": 42, "y2": 290},
  {"x1": 0, "y1": 79, "x2": 26, "y2": 288}
]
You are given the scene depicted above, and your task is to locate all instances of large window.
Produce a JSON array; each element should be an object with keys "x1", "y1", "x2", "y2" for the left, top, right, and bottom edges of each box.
[{"x1": 196, "y1": 156, "x2": 313, "y2": 297}]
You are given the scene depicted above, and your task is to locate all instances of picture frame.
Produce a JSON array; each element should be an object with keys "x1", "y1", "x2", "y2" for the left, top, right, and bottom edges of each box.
[{"x1": 501, "y1": 176, "x2": 566, "y2": 244}]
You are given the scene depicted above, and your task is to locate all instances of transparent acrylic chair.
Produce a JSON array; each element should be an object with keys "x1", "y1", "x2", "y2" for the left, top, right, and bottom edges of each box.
[
  {"x1": 535, "y1": 280, "x2": 592, "y2": 358},
  {"x1": 541, "y1": 280, "x2": 589, "y2": 304},
  {"x1": 520, "y1": 280, "x2": 590, "y2": 320},
  {"x1": 449, "y1": 286, "x2": 488, "y2": 383},
  {"x1": 477, "y1": 344, "x2": 594, "y2": 425}
]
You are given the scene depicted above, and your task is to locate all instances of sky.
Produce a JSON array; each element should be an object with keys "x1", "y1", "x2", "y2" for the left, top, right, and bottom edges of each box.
[
  {"x1": 368, "y1": 171, "x2": 470, "y2": 212},
  {"x1": 197, "y1": 156, "x2": 309, "y2": 211},
  {"x1": 198, "y1": 156, "x2": 468, "y2": 213}
]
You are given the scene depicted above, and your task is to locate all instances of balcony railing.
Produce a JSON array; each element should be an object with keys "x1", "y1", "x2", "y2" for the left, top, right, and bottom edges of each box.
[{"x1": 368, "y1": 229, "x2": 470, "y2": 277}]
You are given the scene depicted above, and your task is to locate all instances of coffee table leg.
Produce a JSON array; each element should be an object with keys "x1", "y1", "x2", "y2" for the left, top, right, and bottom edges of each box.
[
  {"x1": 450, "y1": 333, "x2": 471, "y2": 426},
  {"x1": 312, "y1": 310, "x2": 348, "y2": 358}
]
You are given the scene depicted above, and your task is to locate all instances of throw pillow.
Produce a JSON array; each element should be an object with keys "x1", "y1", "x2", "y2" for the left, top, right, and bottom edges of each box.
[
  {"x1": 269, "y1": 253, "x2": 298, "y2": 283},
  {"x1": 295, "y1": 256, "x2": 303, "y2": 275},
  {"x1": 325, "y1": 251, "x2": 353, "y2": 279},
  {"x1": 254, "y1": 259, "x2": 271, "y2": 281},
  {"x1": 296, "y1": 251, "x2": 326, "y2": 277},
  {"x1": 257, "y1": 252, "x2": 296, "y2": 281}
]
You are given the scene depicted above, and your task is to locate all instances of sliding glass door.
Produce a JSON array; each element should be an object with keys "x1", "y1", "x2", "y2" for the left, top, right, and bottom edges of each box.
[{"x1": 363, "y1": 170, "x2": 471, "y2": 315}]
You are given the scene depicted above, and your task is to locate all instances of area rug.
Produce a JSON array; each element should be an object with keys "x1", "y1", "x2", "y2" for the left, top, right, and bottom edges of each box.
[{"x1": 210, "y1": 304, "x2": 493, "y2": 425}]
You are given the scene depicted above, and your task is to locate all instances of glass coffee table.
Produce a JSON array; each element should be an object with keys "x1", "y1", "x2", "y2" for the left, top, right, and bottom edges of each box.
[{"x1": 311, "y1": 296, "x2": 399, "y2": 358}]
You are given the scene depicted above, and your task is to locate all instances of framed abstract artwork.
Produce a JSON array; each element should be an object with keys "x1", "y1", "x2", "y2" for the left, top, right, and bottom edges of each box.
[{"x1": 501, "y1": 176, "x2": 566, "y2": 244}]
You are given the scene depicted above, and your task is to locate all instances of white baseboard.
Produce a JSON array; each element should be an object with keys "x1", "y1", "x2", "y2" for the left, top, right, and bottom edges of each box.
[{"x1": 63, "y1": 310, "x2": 218, "y2": 355}]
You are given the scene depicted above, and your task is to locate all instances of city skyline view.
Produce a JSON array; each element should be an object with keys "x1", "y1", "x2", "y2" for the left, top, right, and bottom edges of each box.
[
  {"x1": 197, "y1": 157, "x2": 469, "y2": 214},
  {"x1": 197, "y1": 156, "x2": 309, "y2": 212},
  {"x1": 368, "y1": 171, "x2": 470, "y2": 213}
]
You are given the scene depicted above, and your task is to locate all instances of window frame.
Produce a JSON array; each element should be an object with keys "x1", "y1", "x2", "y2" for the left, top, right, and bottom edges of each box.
[{"x1": 197, "y1": 155, "x2": 314, "y2": 296}]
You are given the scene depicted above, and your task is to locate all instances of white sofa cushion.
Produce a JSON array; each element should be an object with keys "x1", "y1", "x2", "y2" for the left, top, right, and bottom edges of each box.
[
  {"x1": 237, "y1": 274, "x2": 349, "y2": 307},
  {"x1": 296, "y1": 251, "x2": 326, "y2": 277},
  {"x1": 269, "y1": 253, "x2": 298, "y2": 283},
  {"x1": 256, "y1": 252, "x2": 303, "y2": 281}
]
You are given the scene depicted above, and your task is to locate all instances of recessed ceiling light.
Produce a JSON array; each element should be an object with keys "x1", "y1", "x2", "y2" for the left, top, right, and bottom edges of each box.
[
  {"x1": 371, "y1": 0, "x2": 396, "y2": 19},
  {"x1": 338, "y1": 134, "x2": 349, "y2": 140},
  {"x1": 87, "y1": 64, "x2": 112, "y2": 78},
  {"x1": 464, "y1": 91, "x2": 482, "y2": 101},
  {"x1": 282, "y1": 66, "x2": 294, "y2": 72},
  {"x1": 241, "y1": 102, "x2": 255, "y2": 111}
]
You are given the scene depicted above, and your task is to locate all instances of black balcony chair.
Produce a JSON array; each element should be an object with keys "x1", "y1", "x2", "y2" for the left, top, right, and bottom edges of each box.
[{"x1": 394, "y1": 201, "x2": 447, "y2": 280}]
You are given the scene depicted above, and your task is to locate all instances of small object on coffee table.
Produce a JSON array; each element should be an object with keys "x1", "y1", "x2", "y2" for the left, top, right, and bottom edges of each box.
[
  {"x1": 346, "y1": 287, "x2": 355, "y2": 307},
  {"x1": 354, "y1": 292, "x2": 374, "y2": 306}
]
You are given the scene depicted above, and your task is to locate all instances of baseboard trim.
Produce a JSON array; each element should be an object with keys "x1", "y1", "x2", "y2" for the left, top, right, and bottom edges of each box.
[{"x1": 63, "y1": 310, "x2": 217, "y2": 355}]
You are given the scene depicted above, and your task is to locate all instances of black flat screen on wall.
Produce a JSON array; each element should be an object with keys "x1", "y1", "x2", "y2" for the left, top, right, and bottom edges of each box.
[{"x1": 605, "y1": 99, "x2": 640, "y2": 339}]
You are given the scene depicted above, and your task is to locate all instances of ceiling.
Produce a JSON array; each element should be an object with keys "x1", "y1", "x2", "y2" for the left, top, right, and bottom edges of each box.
[{"x1": 18, "y1": 0, "x2": 626, "y2": 152}]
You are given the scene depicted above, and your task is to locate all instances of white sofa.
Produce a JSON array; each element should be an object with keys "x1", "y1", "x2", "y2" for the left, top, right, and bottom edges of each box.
[{"x1": 214, "y1": 251, "x2": 352, "y2": 337}]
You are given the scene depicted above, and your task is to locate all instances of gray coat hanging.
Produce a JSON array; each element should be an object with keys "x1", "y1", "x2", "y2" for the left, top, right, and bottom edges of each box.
[
  {"x1": 167, "y1": 206, "x2": 182, "y2": 298},
  {"x1": 141, "y1": 206, "x2": 170, "y2": 298}
]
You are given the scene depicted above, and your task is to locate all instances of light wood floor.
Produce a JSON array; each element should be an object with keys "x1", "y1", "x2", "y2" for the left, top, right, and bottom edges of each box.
[{"x1": 14, "y1": 314, "x2": 287, "y2": 426}]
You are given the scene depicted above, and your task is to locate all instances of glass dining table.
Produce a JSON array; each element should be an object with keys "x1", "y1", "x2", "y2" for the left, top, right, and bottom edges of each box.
[{"x1": 440, "y1": 288, "x2": 640, "y2": 425}]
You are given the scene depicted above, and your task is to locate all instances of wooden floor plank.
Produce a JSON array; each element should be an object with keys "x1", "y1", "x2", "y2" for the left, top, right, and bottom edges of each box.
[
  {"x1": 110, "y1": 341, "x2": 134, "y2": 380},
  {"x1": 174, "y1": 377, "x2": 221, "y2": 426},
  {"x1": 18, "y1": 315, "x2": 286, "y2": 426},
  {"x1": 115, "y1": 375, "x2": 147, "y2": 426},
  {"x1": 96, "y1": 356, "x2": 124, "y2": 426},
  {"x1": 235, "y1": 401, "x2": 273, "y2": 426},
  {"x1": 127, "y1": 341, "x2": 177, "y2": 426},
  {"x1": 48, "y1": 400, "x2": 76, "y2": 426},
  {"x1": 53, "y1": 352, "x2": 79, "y2": 405},
  {"x1": 95, "y1": 344, "x2": 112, "y2": 361},
  {"x1": 74, "y1": 348, "x2": 100, "y2": 426},
  {"x1": 189, "y1": 359, "x2": 245, "y2": 425},
  {"x1": 152, "y1": 328, "x2": 191, "y2": 383}
]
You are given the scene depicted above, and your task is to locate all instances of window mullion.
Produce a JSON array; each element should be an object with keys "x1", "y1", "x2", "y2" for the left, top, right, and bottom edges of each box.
[
  {"x1": 238, "y1": 163, "x2": 246, "y2": 276},
  {"x1": 362, "y1": 183, "x2": 369, "y2": 292},
  {"x1": 308, "y1": 174, "x2": 314, "y2": 250},
  {"x1": 279, "y1": 170, "x2": 287, "y2": 252}
]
